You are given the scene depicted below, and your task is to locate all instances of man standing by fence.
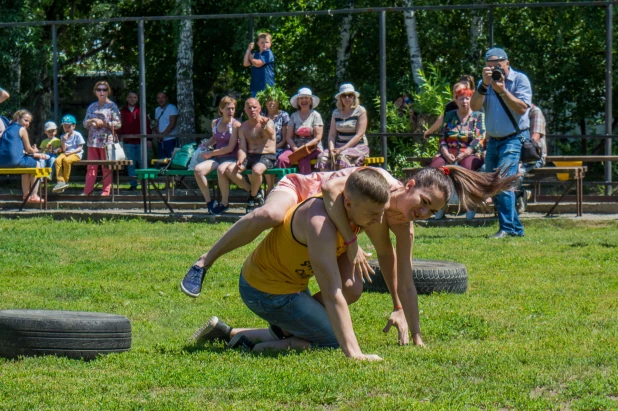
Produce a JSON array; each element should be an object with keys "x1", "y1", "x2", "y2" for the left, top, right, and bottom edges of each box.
[{"x1": 471, "y1": 47, "x2": 532, "y2": 239}]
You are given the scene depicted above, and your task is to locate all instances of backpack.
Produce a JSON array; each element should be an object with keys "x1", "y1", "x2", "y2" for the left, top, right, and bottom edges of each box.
[
  {"x1": 169, "y1": 143, "x2": 197, "y2": 170},
  {"x1": 0, "y1": 116, "x2": 10, "y2": 133}
]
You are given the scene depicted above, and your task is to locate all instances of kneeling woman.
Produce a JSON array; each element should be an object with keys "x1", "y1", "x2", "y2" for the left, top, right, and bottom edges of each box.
[
  {"x1": 192, "y1": 96, "x2": 249, "y2": 215},
  {"x1": 182, "y1": 165, "x2": 518, "y2": 346}
]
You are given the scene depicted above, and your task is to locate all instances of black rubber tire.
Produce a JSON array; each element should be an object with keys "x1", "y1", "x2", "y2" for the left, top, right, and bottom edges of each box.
[
  {"x1": 0, "y1": 310, "x2": 131, "y2": 360},
  {"x1": 364, "y1": 259, "x2": 468, "y2": 295}
]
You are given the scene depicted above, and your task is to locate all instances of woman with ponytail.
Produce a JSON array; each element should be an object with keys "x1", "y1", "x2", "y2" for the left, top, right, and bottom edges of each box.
[{"x1": 181, "y1": 165, "x2": 518, "y2": 346}]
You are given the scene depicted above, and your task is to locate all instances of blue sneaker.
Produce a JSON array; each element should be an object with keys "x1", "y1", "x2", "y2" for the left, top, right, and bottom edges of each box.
[
  {"x1": 211, "y1": 203, "x2": 229, "y2": 215},
  {"x1": 206, "y1": 200, "x2": 217, "y2": 214},
  {"x1": 180, "y1": 265, "x2": 207, "y2": 297}
]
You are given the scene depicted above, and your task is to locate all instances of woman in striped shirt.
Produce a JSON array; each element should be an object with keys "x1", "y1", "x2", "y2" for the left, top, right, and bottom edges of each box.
[{"x1": 316, "y1": 83, "x2": 369, "y2": 171}]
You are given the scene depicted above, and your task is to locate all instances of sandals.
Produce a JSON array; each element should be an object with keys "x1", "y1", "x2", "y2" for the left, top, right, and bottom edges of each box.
[{"x1": 26, "y1": 195, "x2": 45, "y2": 204}]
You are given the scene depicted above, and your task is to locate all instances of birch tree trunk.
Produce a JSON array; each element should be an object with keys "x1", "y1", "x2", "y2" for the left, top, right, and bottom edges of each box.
[
  {"x1": 468, "y1": 10, "x2": 485, "y2": 67},
  {"x1": 403, "y1": 0, "x2": 424, "y2": 88},
  {"x1": 335, "y1": 1, "x2": 355, "y2": 87},
  {"x1": 176, "y1": 0, "x2": 195, "y2": 136},
  {"x1": 11, "y1": 53, "x2": 21, "y2": 105}
]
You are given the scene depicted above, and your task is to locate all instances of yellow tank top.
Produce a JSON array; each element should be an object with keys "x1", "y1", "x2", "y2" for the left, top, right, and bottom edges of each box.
[{"x1": 242, "y1": 196, "x2": 356, "y2": 295}]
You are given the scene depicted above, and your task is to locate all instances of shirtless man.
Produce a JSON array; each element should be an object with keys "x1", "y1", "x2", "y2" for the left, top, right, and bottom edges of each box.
[{"x1": 227, "y1": 98, "x2": 276, "y2": 213}]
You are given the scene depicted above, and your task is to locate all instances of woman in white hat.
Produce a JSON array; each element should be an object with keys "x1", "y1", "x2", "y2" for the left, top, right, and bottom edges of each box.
[
  {"x1": 317, "y1": 83, "x2": 369, "y2": 171},
  {"x1": 276, "y1": 87, "x2": 323, "y2": 174}
]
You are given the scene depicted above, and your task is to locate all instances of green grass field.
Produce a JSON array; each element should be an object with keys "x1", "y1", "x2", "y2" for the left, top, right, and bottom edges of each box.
[{"x1": 0, "y1": 217, "x2": 617, "y2": 410}]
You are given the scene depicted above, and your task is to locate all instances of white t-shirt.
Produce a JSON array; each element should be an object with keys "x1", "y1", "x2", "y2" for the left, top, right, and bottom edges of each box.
[
  {"x1": 155, "y1": 104, "x2": 179, "y2": 141},
  {"x1": 62, "y1": 131, "x2": 86, "y2": 159}
]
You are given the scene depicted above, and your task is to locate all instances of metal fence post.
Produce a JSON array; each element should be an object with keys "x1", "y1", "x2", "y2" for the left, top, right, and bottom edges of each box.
[
  {"x1": 379, "y1": 11, "x2": 387, "y2": 168},
  {"x1": 604, "y1": 4, "x2": 613, "y2": 195},
  {"x1": 52, "y1": 25, "x2": 59, "y2": 123},
  {"x1": 138, "y1": 20, "x2": 148, "y2": 169}
]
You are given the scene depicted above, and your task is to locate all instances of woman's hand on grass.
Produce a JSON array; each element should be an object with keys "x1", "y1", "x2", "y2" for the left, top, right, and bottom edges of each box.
[
  {"x1": 351, "y1": 353, "x2": 383, "y2": 361},
  {"x1": 383, "y1": 309, "x2": 409, "y2": 346}
]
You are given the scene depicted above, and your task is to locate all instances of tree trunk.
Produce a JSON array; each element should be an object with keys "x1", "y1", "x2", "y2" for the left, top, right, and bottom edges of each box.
[
  {"x1": 468, "y1": 10, "x2": 484, "y2": 68},
  {"x1": 335, "y1": 1, "x2": 355, "y2": 87},
  {"x1": 11, "y1": 52, "x2": 21, "y2": 106},
  {"x1": 176, "y1": 0, "x2": 195, "y2": 136},
  {"x1": 403, "y1": 0, "x2": 423, "y2": 88}
]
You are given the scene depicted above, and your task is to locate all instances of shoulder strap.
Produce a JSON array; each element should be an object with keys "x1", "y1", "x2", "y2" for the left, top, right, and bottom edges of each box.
[
  {"x1": 156, "y1": 104, "x2": 169, "y2": 122},
  {"x1": 495, "y1": 94, "x2": 520, "y2": 133}
]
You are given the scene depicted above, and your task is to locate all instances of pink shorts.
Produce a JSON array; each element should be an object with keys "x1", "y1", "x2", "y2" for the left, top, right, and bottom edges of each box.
[{"x1": 270, "y1": 174, "x2": 325, "y2": 203}]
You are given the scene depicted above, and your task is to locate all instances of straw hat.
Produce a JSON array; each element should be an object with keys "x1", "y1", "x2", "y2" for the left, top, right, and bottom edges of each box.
[
  {"x1": 334, "y1": 83, "x2": 360, "y2": 100},
  {"x1": 289, "y1": 87, "x2": 320, "y2": 109}
]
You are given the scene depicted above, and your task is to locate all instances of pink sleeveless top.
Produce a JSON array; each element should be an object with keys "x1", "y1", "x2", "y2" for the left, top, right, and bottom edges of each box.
[{"x1": 213, "y1": 118, "x2": 240, "y2": 155}]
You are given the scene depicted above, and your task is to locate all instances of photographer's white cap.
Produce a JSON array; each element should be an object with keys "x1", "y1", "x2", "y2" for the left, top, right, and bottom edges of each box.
[{"x1": 44, "y1": 121, "x2": 57, "y2": 131}]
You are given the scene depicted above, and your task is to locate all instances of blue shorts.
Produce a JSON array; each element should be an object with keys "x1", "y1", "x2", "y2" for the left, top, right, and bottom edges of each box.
[
  {"x1": 18, "y1": 156, "x2": 40, "y2": 168},
  {"x1": 239, "y1": 273, "x2": 339, "y2": 348}
]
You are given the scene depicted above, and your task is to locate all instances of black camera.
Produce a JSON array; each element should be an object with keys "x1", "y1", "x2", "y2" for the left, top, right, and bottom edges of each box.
[{"x1": 491, "y1": 64, "x2": 505, "y2": 81}]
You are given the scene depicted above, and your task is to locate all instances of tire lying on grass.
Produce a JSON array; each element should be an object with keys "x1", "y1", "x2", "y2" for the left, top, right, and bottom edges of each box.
[
  {"x1": 364, "y1": 259, "x2": 468, "y2": 295},
  {"x1": 0, "y1": 310, "x2": 131, "y2": 360}
]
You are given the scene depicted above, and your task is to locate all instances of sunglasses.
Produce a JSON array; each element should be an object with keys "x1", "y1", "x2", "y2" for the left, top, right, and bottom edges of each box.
[
  {"x1": 96, "y1": 88, "x2": 109, "y2": 92},
  {"x1": 341, "y1": 94, "x2": 355, "y2": 99}
]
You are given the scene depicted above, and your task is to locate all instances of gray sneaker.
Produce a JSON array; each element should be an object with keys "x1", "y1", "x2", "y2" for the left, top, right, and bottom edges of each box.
[
  {"x1": 52, "y1": 182, "x2": 69, "y2": 192},
  {"x1": 191, "y1": 316, "x2": 233, "y2": 343}
]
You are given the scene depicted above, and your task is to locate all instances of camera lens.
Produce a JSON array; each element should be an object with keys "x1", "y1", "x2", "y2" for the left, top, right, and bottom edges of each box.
[{"x1": 491, "y1": 70, "x2": 502, "y2": 81}]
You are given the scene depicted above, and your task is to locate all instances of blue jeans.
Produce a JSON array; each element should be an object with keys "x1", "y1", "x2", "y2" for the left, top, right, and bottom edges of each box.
[
  {"x1": 484, "y1": 130, "x2": 528, "y2": 236},
  {"x1": 239, "y1": 273, "x2": 339, "y2": 348},
  {"x1": 44, "y1": 155, "x2": 57, "y2": 180},
  {"x1": 124, "y1": 144, "x2": 141, "y2": 188},
  {"x1": 158, "y1": 138, "x2": 177, "y2": 160}
]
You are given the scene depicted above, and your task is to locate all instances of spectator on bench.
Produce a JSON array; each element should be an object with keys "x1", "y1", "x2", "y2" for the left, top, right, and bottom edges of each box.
[
  {"x1": 40, "y1": 121, "x2": 61, "y2": 181},
  {"x1": 277, "y1": 87, "x2": 324, "y2": 175},
  {"x1": 83, "y1": 80, "x2": 122, "y2": 196},
  {"x1": 192, "y1": 96, "x2": 247, "y2": 215},
  {"x1": 0, "y1": 87, "x2": 9, "y2": 135},
  {"x1": 228, "y1": 98, "x2": 276, "y2": 214},
  {"x1": 424, "y1": 76, "x2": 476, "y2": 139},
  {"x1": 317, "y1": 83, "x2": 369, "y2": 171},
  {"x1": 118, "y1": 91, "x2": 152, "y2": 191},
  {"x1": 52, "y1": 115, "x2": 85, "y2": 193},
  {"x1": 0, "y1": 109, "x2": 49, "y2": 203}
]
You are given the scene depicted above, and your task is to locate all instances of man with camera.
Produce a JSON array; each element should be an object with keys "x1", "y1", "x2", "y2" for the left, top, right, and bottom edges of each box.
[{"x1": 471, "y1": 47, "x2": 531, "y2": 239}]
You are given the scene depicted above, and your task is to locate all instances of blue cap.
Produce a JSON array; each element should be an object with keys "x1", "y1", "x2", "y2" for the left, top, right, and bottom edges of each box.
[
  {"x1": 485, "y1": 47, "x2": 508, "y2": 61},
  {"x1": 61, "y1": 114, "x2": 76, "y2": 125}
]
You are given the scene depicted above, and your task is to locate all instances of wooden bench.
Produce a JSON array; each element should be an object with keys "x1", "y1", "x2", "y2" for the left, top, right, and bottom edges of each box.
[
  {"x1": 74, "y1": 160, "x2": 133, "y2": 202},
  {"x1": 528, "y1": 166, "x2": 587, "y2": 217},
  {"x1": 135, "y1": 167, "x2": 295, "y2": 213},
  {"x1": 0, "y1": 167, "x2": 52, "y2": 211}
]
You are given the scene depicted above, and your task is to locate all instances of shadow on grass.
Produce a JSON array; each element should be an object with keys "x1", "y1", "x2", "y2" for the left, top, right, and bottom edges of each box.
[{"x1": 182, "y1": 342, "x2": 320, "y2": 359}]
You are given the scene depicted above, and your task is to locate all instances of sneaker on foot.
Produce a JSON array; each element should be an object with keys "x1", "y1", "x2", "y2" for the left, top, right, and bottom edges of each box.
[
  {"x1": 228, "y1": 333, "x2": 255, "y2": 351},
  {"x1": 246, "y1": 196, "x2": 256, "y2": 214},
  {"x1": 191, "y1": 316, "x2": 232, "y2": 343},
  {"x1": 206, "y1": 199, "x2": 218, "y2": 214},
  {"x1": 268, "y1": 324, "x2": 291, "y2": 340},
  {"x1": 180, "y1": 265, "x2": 207, "y2": 297},
  {"x1": 52, "y1": 182, "x2": 69, "y2": 192},
  {"x1": 211, "y1": 203, "x2": 229, "y2": 216},
  {"x1": 254, "y1": 190, "x2": 265, "y2": 207},
  {"x1": 465, "y1": 209, "x2": 476, "y2": 220},
  {"x1": 433, "y1": 209, "x2": 446, "y2": 220}
]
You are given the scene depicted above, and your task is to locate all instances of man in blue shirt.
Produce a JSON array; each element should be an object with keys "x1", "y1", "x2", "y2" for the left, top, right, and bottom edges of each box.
[
  {"x1": 471, "y1": 47, "x2": 531, "y2": 238},
  {"x1": 243, "y1": 33, "x2": 275, "y2": 97}
]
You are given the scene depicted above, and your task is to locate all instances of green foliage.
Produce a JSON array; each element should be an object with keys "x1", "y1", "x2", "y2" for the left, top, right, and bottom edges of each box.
[
  {"x1": 411, "y1": 65, "x2": 452, "y2": 117},
  {"x1": 255, "y1": 85, "x2": 290, "y2": 109},
  {"x1": 0, "y1": 217, "x2": 617, "y2": 409},
  {"x1": 369, "y1": 96, "x2": 438, "y2": 179}
]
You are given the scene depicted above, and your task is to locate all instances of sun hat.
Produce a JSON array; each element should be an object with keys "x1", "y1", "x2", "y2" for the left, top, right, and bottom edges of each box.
[
  {"x1": 485, "y1": 47, "x2": 508, "y2": 61},
  {"x1": 61, "y1": 114, "x2": 77, "y2": 125},
  {"x1": 289, "y1": 87, "x2": 320, "y2": 109},
  {"x1": 44, "y1": 121, "x2": 57, "y2": 131},
  {"x1": 335, "y1": 83, "x2": 360, "y2": 100}
]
